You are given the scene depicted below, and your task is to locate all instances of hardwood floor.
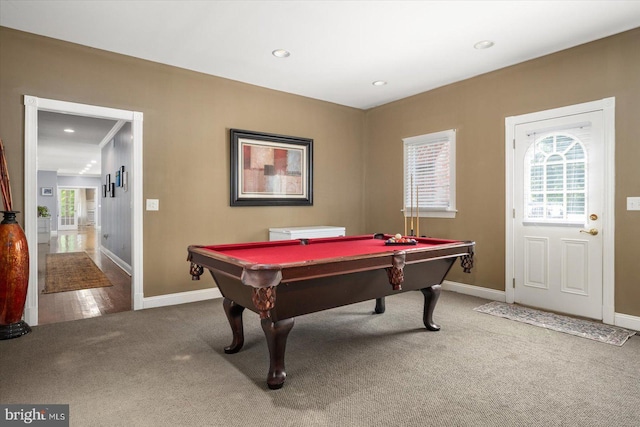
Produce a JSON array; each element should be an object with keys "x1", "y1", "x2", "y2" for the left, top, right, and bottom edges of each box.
[{"x1": 37, "y1": 226, "x2": 131, "y2": 325}]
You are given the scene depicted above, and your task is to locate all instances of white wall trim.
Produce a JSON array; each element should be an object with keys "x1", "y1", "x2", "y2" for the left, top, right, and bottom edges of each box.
[
  {"x1": 505, "y1": 97, "x2": 615, "y2": 324},
  {"x1": 442, "y1": 280, "x2": 506, "y2": 302},
  {"x1": 23, "y1": 95, "x2": 143, "y2": 326},
  {"x1": 100, "y1": 245, "x2": 132, "y2": 276},
  {"x1": 614, "y1": 313, "x2": 640, "y2": 333},
  {"x1": 23, "y1": 96, "x2": 38, "y2": 326},
  {"x1": 99, "y1": 120, "x2": 126, "y2": 149},
  {"x1": 131, "y1": 111, "x2": 144, "y2": 310},
  {"x1": 601, "y1": 98, "x2": 616, "y2": 325},
  {"x1": 143, "y1": 287, "x2": 223, "y2": 310}
]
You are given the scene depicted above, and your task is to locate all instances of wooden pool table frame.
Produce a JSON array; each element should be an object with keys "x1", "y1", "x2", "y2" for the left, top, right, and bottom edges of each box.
[{"x1": 188, "y1": 234, "x2": 474, "y2": 389}]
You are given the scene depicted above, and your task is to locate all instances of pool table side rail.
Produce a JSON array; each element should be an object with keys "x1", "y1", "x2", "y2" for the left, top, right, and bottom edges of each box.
[{"x1": 187, "y1": 239, "x2": 474, "y2": 286}]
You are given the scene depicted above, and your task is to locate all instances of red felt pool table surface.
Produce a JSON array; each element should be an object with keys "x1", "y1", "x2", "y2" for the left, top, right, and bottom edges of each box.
[{"x1": 199, "y1": 234, "x2": 462, "y2": 265}]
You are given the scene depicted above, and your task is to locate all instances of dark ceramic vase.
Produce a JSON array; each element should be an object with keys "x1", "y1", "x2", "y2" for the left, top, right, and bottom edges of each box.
[{"x1": 0, "y1": 211, "x2": 31, "y2": 339}]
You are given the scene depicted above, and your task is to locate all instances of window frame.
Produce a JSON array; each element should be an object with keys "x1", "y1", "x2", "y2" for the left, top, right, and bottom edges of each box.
[{"x1": 403, "y1": 129, "x2": 457, "y2": 219}]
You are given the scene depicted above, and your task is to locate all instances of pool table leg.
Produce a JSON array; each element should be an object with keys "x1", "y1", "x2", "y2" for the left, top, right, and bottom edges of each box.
[
  {"x1": 420, "y1": 284, "x2": 441, "y2": 331},
  {"x1": 374, "y1": 297, "x2": 386, "y2": 314},
  {"x1": 261, "y1": 317, "x2": 295, "y2": 390},
  {"x1": 223, "y1": 298, "x2": 245, "y2": 354}
]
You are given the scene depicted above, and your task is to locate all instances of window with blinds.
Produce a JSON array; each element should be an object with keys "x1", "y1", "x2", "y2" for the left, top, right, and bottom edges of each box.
[
  {"x1": 523, "y1": 127, "x2": 589, "y2": 224},
  {"x1": 403, "y1": 129, "x2": 456, "y2": 218}
]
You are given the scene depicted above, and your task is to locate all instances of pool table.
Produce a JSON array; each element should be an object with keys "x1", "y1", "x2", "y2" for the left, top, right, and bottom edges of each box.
[{"x1": 187, "y1": 234, "x2": 474, "y2": 389}]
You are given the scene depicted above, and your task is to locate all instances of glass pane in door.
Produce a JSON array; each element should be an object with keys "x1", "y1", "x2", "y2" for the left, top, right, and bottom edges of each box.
[{"x1": 60, "y1": 189, "x2": 76, "y2": 227}]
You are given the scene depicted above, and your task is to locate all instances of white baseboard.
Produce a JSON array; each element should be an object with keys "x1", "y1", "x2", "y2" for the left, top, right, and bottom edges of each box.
[
  {"x1": 143, "y1": 287, "x2": 222, "y2": 310},
  {"x1": 442, "y1": 280, "x2": 506, "y2": 302},
  {"x1": 100, "y1": 246, "x2": 132, "y2": 275},
  {"x1": 133, "y1": 280, "x2": 640, "y2": 332},
  {"x1": 614, "y1": 312, "x2": 640, "y2": 332}
]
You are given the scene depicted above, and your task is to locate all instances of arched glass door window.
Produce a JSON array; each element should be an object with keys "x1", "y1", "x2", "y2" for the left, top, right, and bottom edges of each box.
[{"x1": 523, "y1": 133, "x2": 587, "y2": 223}]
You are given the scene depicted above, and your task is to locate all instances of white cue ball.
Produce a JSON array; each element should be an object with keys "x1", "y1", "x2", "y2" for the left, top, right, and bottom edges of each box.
[{"x1": 394, "y1": 233, "x2": 402, "y2": 239}]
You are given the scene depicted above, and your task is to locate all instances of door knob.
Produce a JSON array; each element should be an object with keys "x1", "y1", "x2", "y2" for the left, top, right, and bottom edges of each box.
[{"x1": 579, "y1": 228, "x2": 598, "y2": 236}]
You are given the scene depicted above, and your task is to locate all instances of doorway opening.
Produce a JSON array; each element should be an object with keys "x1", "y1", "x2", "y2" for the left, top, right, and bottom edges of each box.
[{"x1": 24, "y1": 96, "x2": 144, "y2": 326}]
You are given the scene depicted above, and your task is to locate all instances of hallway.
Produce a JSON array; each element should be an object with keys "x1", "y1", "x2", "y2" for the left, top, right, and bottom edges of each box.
[{"x1": 37, "y1": 226, "x2": 131, "y2": 325}]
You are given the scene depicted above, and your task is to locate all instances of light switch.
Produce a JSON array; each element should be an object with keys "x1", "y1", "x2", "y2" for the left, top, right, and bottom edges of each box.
[
  {"x1": 146, "y1": 199, "x2": 159, "y2": 211},
  {"x1": 627, "y1": 197, "x2": 640, "y2": 211}
]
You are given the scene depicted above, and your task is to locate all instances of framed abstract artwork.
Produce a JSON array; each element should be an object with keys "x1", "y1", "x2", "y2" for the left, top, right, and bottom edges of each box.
[{"x1": 230, "y1": 129, "x2": 313, "y2": 206}]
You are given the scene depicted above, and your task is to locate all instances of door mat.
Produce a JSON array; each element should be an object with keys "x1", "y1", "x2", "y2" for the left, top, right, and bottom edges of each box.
[
  {"x1": 44, "y1": 252, "x2": 113, "y2": 293},
  {"x1": 474, "y1": 301, "x2": 636, "y2": 346}
]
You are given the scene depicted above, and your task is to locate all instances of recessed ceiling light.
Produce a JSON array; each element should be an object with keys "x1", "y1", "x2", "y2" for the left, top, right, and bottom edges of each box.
[
  {"x1": 272, "y1": 49, "x2": 291, "y2": 58},
  {"x1": 64, "y1": 128, "x2": 75, "y2": 133},
  {"x1": 91, "y1": 160, "x2": 97, "y2": 164},
  {"x1": 474, "y1": 40, "x2": 494, "y2": 50},
  {"x1": 372, "y1": 80, "x2": 387, "y2": 86}
]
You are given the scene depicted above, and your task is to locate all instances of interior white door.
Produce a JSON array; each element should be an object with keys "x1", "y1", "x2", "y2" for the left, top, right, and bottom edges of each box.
[
  {"x1": 58, "y1": 188, "x2": 78, "y2": 231},
  {"x1": 514, "y1": 111, "x2": 604, "y2": 319}
]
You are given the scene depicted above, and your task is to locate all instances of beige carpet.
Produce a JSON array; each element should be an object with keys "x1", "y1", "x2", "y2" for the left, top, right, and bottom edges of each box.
[
  {"x1": 1, "y1": 292, "x2": 639, "y2": 426},
  {"x1": 43, "y1": 252, "x2": 112, "y2": 293}
]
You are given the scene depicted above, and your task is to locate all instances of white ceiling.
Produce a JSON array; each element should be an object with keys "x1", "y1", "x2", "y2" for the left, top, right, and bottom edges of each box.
[
  {"x1": 3, "y1": 0, "x2": 640, "y2": 175},
  {"x1": 37, "y1": 111, "x2": 118, "y2": 177}
]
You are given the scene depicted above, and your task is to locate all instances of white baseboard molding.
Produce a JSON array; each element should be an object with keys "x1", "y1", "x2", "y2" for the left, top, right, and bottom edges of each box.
[
  {"x1": 100, "y1": 246, "x2": 132, "y2": 275},
  {"x1": 614, "y1": 312, "x2": 640, "y2": 332},
  {"x1": 143, "y1": 287, "x2": 223, "y2": 310},
  {"x1": 442, "y1": 280, "x2": 506, "y2": 302},
  {"x1": 134, "y1": 278, "x2": 640, "y2": 333}
]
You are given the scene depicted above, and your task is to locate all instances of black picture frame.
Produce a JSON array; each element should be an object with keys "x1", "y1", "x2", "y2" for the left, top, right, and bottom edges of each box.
[
  {"x1": 102, "y1": 184, "x2": 107, "y2": 198},
  {"x1": 110, "y1": 182, "x2": 115, "y2": 197},
  {"x1": 230, "y1": 129, "x2": 313, "y2": 206}
]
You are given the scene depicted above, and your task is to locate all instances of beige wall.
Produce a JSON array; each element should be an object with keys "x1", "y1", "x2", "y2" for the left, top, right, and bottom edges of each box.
[
  {"x1": 0, "y1": 28, "x2": 366, "y2": 297},
  {"x1": 364, "y1": 28, "x2": 640, "y2": 316},
  {"x1": 2, "y1": 26, "x2": 639, "y2": 317}
]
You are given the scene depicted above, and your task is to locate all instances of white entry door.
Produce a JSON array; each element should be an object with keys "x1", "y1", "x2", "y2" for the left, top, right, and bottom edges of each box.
[
  {"x1": 58, "y1": 188, "x2": 78, "y2": 231},
  {"x1": 513, "y1": 111, "x2": 604, "y2": 319}
]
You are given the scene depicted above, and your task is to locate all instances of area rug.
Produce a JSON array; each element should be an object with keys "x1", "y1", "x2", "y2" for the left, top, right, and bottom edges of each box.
[
  {"x1": 474, "y1": 301, "x2": 636, "y2": 346},
  {"x1": 44, "y1": 252, "x2": 112, "y2": 294}
]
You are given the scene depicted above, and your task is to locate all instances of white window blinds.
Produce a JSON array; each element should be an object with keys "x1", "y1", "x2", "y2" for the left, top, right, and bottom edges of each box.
[{"x1": 403, "y1": 129, "x2": 456, "y2": 218}]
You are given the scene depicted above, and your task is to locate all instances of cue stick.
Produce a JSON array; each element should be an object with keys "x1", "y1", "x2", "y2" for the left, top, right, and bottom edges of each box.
[
  {"x1": 410, "y1": 175, "x2": 414, "y2": 236},
  {"x1": 416, "y1": 185, "x2": 419, "y2": 237},
  {"x1": 404, "y1": 209, "x2": 407, "y2": 236}
]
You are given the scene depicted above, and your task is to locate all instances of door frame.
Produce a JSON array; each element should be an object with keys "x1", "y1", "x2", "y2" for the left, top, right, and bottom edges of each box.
[
  {"x1": 505, "y1": 97, "x2": 615, "y2": 324},
  {"x1": 24, "y1": 95, "x2": 144, "y2": 326}
]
